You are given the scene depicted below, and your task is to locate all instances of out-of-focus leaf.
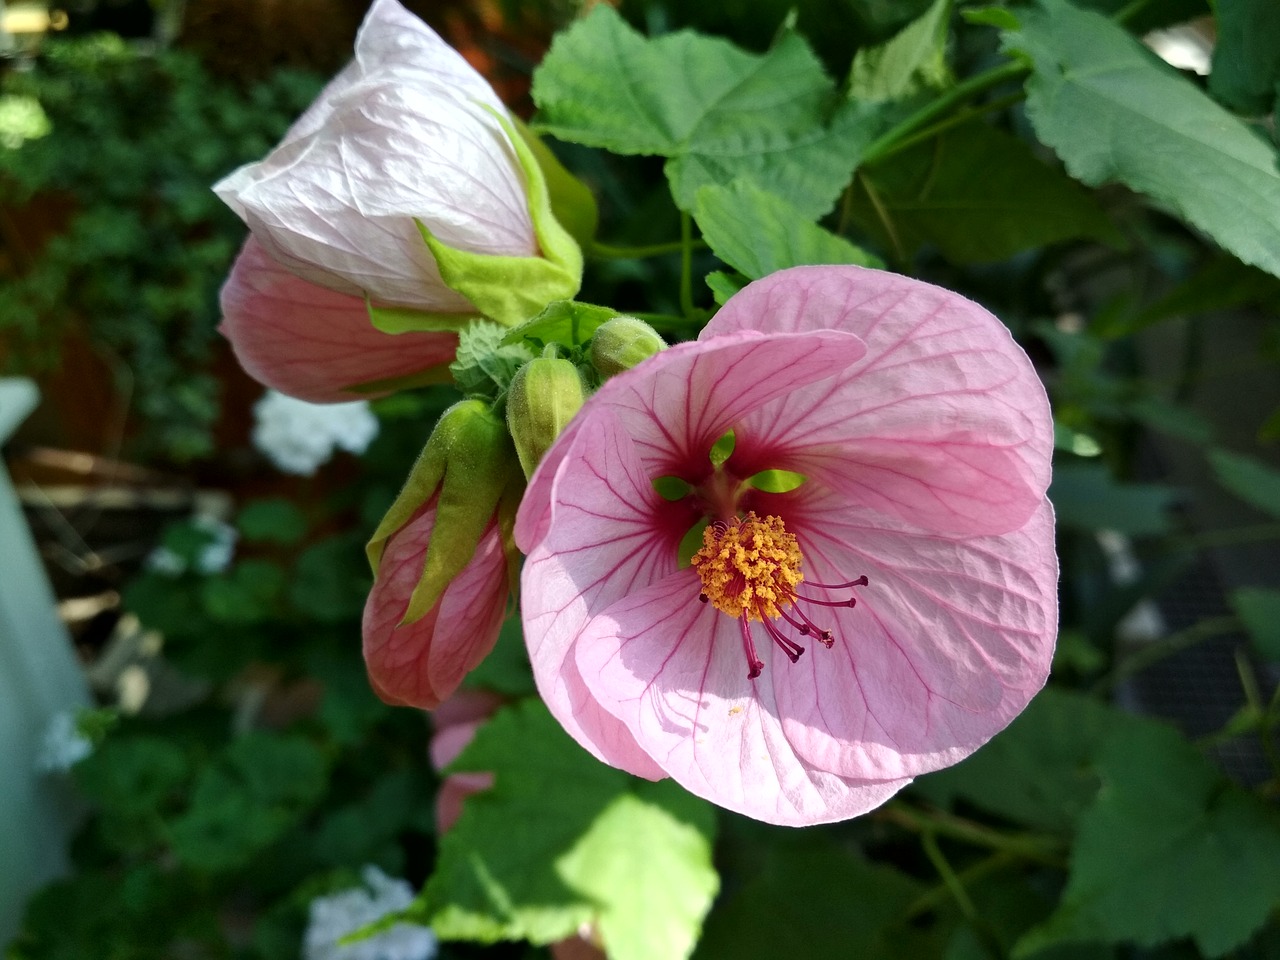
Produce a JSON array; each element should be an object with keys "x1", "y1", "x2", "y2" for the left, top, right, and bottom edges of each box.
[
  {"x1": 1232, "y1": 587, "x2": 1280, "y2": 660},
  {"x1": 1049, "y1": 464, "x2": 1177, "y2": 534},
  {"x1": 849, "y1": 122, "x2": 1123, "y2": 264},
  {"x1": 199, "y1": 560, "x2": 286, "y2": 624},
  {"x1": 462, "y1": 615, "x2": 536, "y2": 697},
  {"x1": 1015, "y1": 723, "x2": 1280, "y2": 958},
  {"x1": 1126, "y1": 256, "x2": 1280, "y2": 333},
  {"x1": 694, "y1": 180, "x2": 882, "y2": 279},
  {"x1": 532, "y1": 5, "x2": 889, "y2": 216},
  {"x1": 236, "y1": 498, "x2": 307, "y2": 545},
  {"x1": 1209, "y1": 0, "x2": 1280, "y2": 115},
  {"x1": 849, "y1": 0, "x2": 952, "y2": 102},
  {"x1": 1208, "y1": 448, "x2": 1280, "y2": 518},
  {"x1": 1002, "y1": 0, "x2": 1280, "y2": 278}
]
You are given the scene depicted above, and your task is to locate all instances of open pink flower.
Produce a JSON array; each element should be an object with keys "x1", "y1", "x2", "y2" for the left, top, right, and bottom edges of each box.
[
  {"x1": 214, "y1": 0, "x2": 538, "y2": 312},
  {"x1": 517, "y1": 265, "x2": 1057, "y2": 825},
  {"x1": 219, "y1": 237, "x2": 457, "y2": 402}
]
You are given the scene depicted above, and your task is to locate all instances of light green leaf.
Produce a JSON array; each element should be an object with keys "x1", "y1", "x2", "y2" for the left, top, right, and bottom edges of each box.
[
  {"x1": 745, "y1": 469, "x2": 807, "y2": 494},
  {"x1": 450, "y1": 322, "x2": 538, "y2": 399},
  {"x1": 425, "y1": 701, "x2": 718, "y2": 960},
  {"x1": 694, "y1": 180, "x2": 883, "y2": 279},
  {"x1": 500, "y1": 299, "x2": 620, "y2": 349},
  {"x1": 532, "y1": 5, "x2": 888, "y2": 217},
  {"x1": 705, "y1": 270, "x2": 748, "y2": 306},
  {"x1": 1209, "y1": 0, "x2": 1280, "y2": 115},
  {"x1": 1208, "y1": 448, "x2": 1280, "y2": 518},
  {"x1": 1232, "y1": 587, "x2": 1280, "y2": 660},
  {"x1": 1015, "y1": 722, "x2": 1280, "y2": 958},
  {"x1": 1002, "y1": 0, "x2": 1280, "y2": 278},
  {"x1": 849, "y1": 122, "x2": 1123, "y2": 264},
  {"x1": 849, "y1": 0, "x2": 952, "y2": 102},
  {"x1": 1049, "y1": 464, "x2": 1177, "y2": 534}
]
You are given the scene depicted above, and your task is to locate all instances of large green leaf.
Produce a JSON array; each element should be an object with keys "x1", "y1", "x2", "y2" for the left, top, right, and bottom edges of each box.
[
  {"x1": 1015, "y1": 723, "x2": 1280, "y2": 958},
  {"x1": 1002, "y1": 0, "x2": 1280, "y2": 278},
  {"x1": 913, "y1": 688, "x2": 1150, "y2": 832},
  {"x1": 1049, "y1": 464, "x2": 1177, "y2": 535},
  {"x1": 424, "y1": 701, "x2": 718, "y2": 960},
  {"x1": 1209, "y1": 0, "x2": 1280, "y2": 115},
  {"x1": 849, "y1": 121, "x2": 1123, "y2": 263},
  {"x1": 848, "y1": 0, "x2": 952, "y2": 102},
  {"x1": 693, "y1": 180, "x2": 883, "y2": 279},
  {"x1": 531, "y1": 5, "x2": 887, "y2": 217}
]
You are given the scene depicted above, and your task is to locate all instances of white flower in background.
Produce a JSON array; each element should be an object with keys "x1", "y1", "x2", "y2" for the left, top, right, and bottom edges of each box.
[
  {"x1": 35, "y1": 711, "x2": 93, "y2": 773},
  {"x1": 252, "y1": 390, "x2": 379, "y2": 476},
  {"x1": 147, "y1": 514, "x2": 239, "y2": 576},
  {"x1": 304, "y1": 866, "x2": 437, "y2": 960}
]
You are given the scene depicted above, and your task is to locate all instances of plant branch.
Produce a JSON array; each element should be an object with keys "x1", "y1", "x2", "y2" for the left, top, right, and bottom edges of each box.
[{"x1": 1091, "y1": 615, "x2": 1242, "y2": 695}]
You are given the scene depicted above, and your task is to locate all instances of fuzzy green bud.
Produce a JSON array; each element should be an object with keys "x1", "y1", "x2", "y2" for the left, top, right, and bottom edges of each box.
[
  {"x1": 589, "y1": 316, "x2": 667, "y2": 378},
  {"x1": 506, "y1": 357, "x2": 587, "y2": 479}
]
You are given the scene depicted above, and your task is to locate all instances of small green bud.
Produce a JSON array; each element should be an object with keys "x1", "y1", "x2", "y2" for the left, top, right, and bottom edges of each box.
[
  {"x1": 506, "y1": 357, "x2": 587, "y2": 478},
  {"x1": 589, "y1": 316, "x2": 666, "y2": 378}
]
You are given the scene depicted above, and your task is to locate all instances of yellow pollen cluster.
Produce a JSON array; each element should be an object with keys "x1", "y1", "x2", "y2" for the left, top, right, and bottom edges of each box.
[{"x1": 691, "y1": 512, "x2": 804, "y2": 621}]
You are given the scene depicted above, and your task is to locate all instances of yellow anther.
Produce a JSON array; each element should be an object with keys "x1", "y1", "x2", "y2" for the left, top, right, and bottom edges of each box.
[{"x1": 691, "y1": 512, "x2": 804, "y2": 621}]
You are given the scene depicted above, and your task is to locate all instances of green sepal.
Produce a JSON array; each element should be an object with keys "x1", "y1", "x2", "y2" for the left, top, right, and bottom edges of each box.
[
  {"x1": 511, "y1": 115, "x2": 599, "y2": 250},
  {"x1": 589, "y1": 316, "x2": 667, "y2": 379},
  {"x1": 365, "y1": 400, "x2": 520, "y2": 625},
  {"x1": 501, "y1": 299, "x2": 621, "y2": 349},
  {"x1": 417, "y1": 107, "x2": 584, "y2": 328},
  {"x1": 366, "y1": 301, "x2": 480, "y2": 335},
  {"x1": 506, "y1": 357, "x2": 587, "y2": 479}
]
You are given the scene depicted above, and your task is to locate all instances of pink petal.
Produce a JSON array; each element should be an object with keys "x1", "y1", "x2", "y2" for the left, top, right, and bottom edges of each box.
[
  {"x1": 772, "y1": 496, "x2": 1058, "y2": 780},
  {"x1": 363, "y1": 501, "x2": 509, "y2": 710},
  {"x1": 705, "y1": 266, "x2": 1052, "y2": 536},
  {"x1": 219, "y1": 238, "x2": 457, "y2": 402},
  {"x1": 572, "y1": 576, "x2": 912, "y2": 826}
]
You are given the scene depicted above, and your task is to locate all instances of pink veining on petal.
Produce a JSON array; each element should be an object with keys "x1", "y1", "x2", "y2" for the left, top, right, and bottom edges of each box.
[
  {"x1": 363, "y1": 500, "x2": 509, "y2": 710},
  {"x1": 219, "y1": 238, "x2": 457, "y2": 403}
]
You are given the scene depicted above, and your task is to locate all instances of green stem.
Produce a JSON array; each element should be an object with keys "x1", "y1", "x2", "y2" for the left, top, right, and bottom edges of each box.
[
  {"x1": 589, "y1": 238, "x2": 706, "y2": 260},
  {"x1": 903, "y1": 851, "x2": 1019, "y2": 920},
  {"x1": 874, "y1": 91, "x2": 1025, "y2": 163},
  {"x1": 1113, "y1": 0, "x2": 1157, "y2": 25},
  {"x1": 858, "y1": 172, "x2": 907, "y2": 269},
  {"x1": 1091, "y1": 615, "x2": 1242, "y2": 695},
  {"x1": 679, "y1": 210, "x2": 695, "y2": 318},
  {"x1": 1172, "y1": 522, "x2": 1280, "y2": 551},
  {"x1": 877, "y1": 803, "x2": 1064, "y2": 865},
  {"x1": 1235, "y1": 650, "x2": 1280, "y2": 780},
  {"x1": 859, "y1": 60, "x2": 1030, "y2": 167},
  {"x1": 921, "y1": 831, "x2": 978, "y2": 920}
]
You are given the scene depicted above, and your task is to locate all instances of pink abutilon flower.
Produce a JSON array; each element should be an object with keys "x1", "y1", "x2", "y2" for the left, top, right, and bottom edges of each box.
[
  {"x1": 220, "y1": 237, "x2": 457, "y2": 402},
  {"x1": 517, "y1": 265, "x2": 1057, "y2": 826},
  {"x1": 213, "y1": 0, "x2": 539, "y2": 312}
]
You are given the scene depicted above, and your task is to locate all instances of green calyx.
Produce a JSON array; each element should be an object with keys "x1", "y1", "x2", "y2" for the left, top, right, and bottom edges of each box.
[
  {"x1": 506, "y1": 357, "x2": 587, "y2": 479},
  {"x1": 416, "y1": 106, "x2": 586, "y2": 328},
  {"x1": 366, "y1": 399, "x2": 522, "y2": 625}
]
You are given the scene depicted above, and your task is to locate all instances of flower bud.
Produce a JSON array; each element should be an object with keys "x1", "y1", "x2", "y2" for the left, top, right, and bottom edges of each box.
[
  {"x1": 362, "y1": 399, "x2": 523, "y2": 709},
  {"x1": 506, "y1": 358, "x2": 587, "y2": 479},
  {"x1": 588, "y1": 317, "x2": 667, "y2": 378}
]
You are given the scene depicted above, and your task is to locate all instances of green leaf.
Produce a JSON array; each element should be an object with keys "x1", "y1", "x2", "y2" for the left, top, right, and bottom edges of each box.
[
  {"x1": 849, "y1": 122, "x2": 1123, "y2": 264},
  {"x1": 913, "y1": 688, "x2": 1149, "y2": 832},
  {"x1": 199, "y1": 559, "x2": 286, "y2": 624},
  {"x1": 849, "y1": 0, "x2": 952, "y2": 102},
  {"x1": 1049, "y1": 464, "x2": 1177, "y2": 534},
  {"x1": 693, "y1": 181, "x2": 883, "y2": 280},
  {"x1": 1208, "y1": 448, "x2": 1280, "y2": 518},
  {"x1": 500, "y1": 299, "x2": 620, "y2": 349},
  {"x1": 1002, "y1": 0, "x2": 1280, "y2": 278},
  {"x1": 1232, "y1": 587, "x2": 1280, "y2": 660},
  {"x1": 745, "y1": 469, "x2": 807, "y2": 494},
  {"x1": 694, "y1": 834, "x2": 928, "y2": 960},
  {"x1": 1128, "y1": 255, "x2": 1280, "y2": 332},
  {"x1": 462, "y1": 615, "x2": 537, "y2": 697},
  {"x1": 1015, "y1": 722, "x2": 1280, "y2": 958},
  {"x1": 1209, "y1": 0, "x2": 1280, "y2": 115},
  {"x1": 290, "y1": 534, "x2": 371, "y2": 623},
  {"x1": 532, "y1": 5, "x2": 888, "y2": 217},
  {"x1": 653, "y1": 476, "x2": 694, "y2": 501},
  {"x1": 450, "y1": 321, "x2": 538, "y2": 399},
  {"x1": 705, "y1": 270, "x2": 748, "y2": 306},
  {"x1": 236, "y1": 498, "x2": 307, "y2": 545},
  {"x1": 425, "y1": 701, "x2": 718, "y2": 960}
]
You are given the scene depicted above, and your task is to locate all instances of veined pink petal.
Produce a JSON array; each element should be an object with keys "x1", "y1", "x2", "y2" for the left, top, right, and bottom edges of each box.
[
  {"x1": 771, "y1": 495, "x2": 1058, "y2": 780},
  {"x1": 572, "y1": 577, "x2": 912, "y2": 826},
  {"x1": 363, "y1": 502, "x2": 509, "y2": 710},
  {"x1": 705, "y1": 265, "x2": 1052, "y2": 536},
  {"x1": 219, "y1": 238, "x2": 457, "y2": 402}
]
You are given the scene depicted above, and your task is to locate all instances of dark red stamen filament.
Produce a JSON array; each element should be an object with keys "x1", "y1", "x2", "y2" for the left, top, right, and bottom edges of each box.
[
  {"x1": 793, "y1": 593, "x2": 859, "y2": 609},
  {"x1": 803, "y1": 575, "x2": 870, "y2": 590},
  {"x1": 738, "y1": 616, "x2": 764, "y2": 679},
  {"x1": 762, "y1": 617, "x2": 805, "y2": 663}
]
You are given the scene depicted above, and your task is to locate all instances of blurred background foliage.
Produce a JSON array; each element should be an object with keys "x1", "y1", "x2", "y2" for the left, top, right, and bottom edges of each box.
[{"x1": 2, "y1": 0, "x2": 1280, "y2": 957}]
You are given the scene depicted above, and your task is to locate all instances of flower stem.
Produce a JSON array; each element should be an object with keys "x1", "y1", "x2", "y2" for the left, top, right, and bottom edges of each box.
[
  {"x1": 877, "y1": 802, "x2": 1064, "y2": 865},
  {"x1": 679, "y1": 210, "x2": 696, "y2": 318},
  {"x1": 859, "y1": 60, "x2": 1030, "y2": 168},
  {"x1": 921, "y1": 830, "x2": 978, "y2": 920},
  {"x1": 589, "y1": 238, "x2": 706, "y2": 260}
]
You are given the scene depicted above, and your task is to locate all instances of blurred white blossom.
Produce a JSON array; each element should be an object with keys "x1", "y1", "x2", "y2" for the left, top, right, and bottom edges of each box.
[
  {"x1": 252, "y1": 390, "x2": 379, "y2": 476},
  {"x1": 35, "y1": 711, "x2": 93, "y2": 773},
  {"x1": 147, "y1": 514, "x2": 239, "y2": 576},
  {"x1": 304, "y1": 866, "x2": 436, "y2": 960}
]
